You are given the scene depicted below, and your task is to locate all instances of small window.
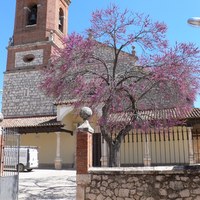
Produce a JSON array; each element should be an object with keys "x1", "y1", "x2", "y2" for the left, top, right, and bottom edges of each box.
[
  {"x1": 58, "y1": 8, "x2": 64, "y2": 32},
  {"x1": 23, "y1": 54, "x2": 35, "y2": 63},
  {"x1": 27, "y1": 5, "x2": 37, "y2": 25}
]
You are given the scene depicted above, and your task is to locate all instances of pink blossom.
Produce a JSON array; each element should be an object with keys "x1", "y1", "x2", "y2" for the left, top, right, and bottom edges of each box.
[{"x1": 40, "y1": 4, "x2": 200, "y2": 166}]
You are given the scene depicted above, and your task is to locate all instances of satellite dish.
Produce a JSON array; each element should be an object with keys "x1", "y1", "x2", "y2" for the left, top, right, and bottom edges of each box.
[{"x1": 187, "y1": 17, "x2": 200, "y2": 26}]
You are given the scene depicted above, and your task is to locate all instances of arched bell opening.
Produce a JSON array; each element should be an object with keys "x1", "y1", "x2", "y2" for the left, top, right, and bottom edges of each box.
[
  {"x1": 27, "y1": 4, "x2": 37, "y2": 26},
  {"x1": 58, "y1": 8, "x2": 64, "y2": 32}
]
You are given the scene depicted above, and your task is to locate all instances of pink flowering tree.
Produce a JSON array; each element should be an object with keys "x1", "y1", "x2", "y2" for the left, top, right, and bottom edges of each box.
[{"x1": 41, "y1": 4, "x2": 200, "y2": 167}]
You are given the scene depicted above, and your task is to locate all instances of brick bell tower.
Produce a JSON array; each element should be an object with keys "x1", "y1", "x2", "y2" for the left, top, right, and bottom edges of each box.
[{"x1": 2, "y1": 0, "x2": 70, "y2": 118}]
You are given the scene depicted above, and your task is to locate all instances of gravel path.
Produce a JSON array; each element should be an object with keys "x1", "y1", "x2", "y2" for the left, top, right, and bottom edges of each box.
[{"x1": 19, "y1": 170, "x2": 76, "y2": 200}]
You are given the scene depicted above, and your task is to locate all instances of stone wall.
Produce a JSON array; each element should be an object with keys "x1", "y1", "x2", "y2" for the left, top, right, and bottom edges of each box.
[
  {"x1": 2, "y1": 70, "x2": 56, "y2": 117},
  {"x1": 82, "y1": 166, "x2": 200, "y2": 200}
]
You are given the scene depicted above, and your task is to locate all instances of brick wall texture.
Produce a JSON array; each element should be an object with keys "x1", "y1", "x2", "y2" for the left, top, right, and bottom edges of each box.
[{"x1": 76, "y1": 131, "x2": 93, "y2": 174}]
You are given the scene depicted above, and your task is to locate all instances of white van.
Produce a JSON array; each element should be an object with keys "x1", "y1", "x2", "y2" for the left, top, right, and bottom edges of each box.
[{"x1": 4, "y1": 146, "x2": 39, "y2": 172}]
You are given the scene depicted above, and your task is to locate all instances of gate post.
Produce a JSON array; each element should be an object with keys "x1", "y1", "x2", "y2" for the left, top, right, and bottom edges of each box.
[{"x1": 76, "y1": 107, "x2": 94, "y2": 200}]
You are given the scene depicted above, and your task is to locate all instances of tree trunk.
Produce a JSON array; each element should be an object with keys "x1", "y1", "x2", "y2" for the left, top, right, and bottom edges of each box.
[{"x1": 108, "y1": 141, "x2": 121, "y2": 167}]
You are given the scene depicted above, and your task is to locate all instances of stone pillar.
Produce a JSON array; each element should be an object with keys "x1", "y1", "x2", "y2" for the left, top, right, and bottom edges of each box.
[
  {"x1": 76, "y1": 120, "x2": 94, "y2": 174},
  {"x1": 187, "y1": 127, "x2": 195, "y2": 164},
  {"x1": 76, "y1": 107, "x2": 94, "y2": 200},
  {"x1": 143, "y1": 132, "x2": 151, "y2": 166},
  {"x1": 100, "y1": 138, "x2": 108, "y2": 167},
  {"x1": 54, "y1": 132, "x2": 62, "y2": 169}
]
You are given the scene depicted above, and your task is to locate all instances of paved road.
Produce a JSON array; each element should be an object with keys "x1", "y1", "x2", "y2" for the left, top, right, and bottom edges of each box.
[{"x1": 19, "y1": 170, "x2": 76, "y2": 200}]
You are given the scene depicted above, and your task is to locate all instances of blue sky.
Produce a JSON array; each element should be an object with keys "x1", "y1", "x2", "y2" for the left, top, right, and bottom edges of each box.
[{"x1": 1, "y1": 0, "x2": 200, "y2": 107}]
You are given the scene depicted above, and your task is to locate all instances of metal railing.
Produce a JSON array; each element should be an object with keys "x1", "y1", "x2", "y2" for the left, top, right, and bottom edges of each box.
[
  {"x1": 1, "y1": 128, "x2": 20, "y2": 176},
  {"x1": 0, "y1": 128, "x2": 20, "y2": 200}
]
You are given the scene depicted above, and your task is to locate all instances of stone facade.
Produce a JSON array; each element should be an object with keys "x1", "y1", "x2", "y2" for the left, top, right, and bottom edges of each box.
[
  {"x1": 2, "y1": 70, "x2": 55, "y2": 117},
  {"x1": 15, "y1": 49, "x2": 44, "y2": 68},
  {"x1": 84, "y1": 167, "x2": 200, "y2": 200}
]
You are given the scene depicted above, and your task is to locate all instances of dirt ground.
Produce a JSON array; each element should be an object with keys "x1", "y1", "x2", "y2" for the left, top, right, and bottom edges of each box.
[{"x1": 18, "y1": 169, "x2": 76, "y2": 200}]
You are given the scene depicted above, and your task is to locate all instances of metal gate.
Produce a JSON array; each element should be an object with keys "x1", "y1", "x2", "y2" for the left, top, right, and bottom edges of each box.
[{"x1": 0, "y1": 128, "x2": 20, "y2": 200}]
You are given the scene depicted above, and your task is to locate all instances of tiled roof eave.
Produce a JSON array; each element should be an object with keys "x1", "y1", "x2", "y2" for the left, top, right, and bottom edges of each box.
[
  {"x1": 0, "y1": 116, "x2": 62, "y2": 128},
  {"x1": 0, "y1": 116, "x2": 73, "y2": 134}
]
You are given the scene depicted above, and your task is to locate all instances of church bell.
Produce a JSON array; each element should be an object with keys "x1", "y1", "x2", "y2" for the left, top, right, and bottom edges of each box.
[{"x1": 30, "y1": 13, "x2": 36, "y2": 21}]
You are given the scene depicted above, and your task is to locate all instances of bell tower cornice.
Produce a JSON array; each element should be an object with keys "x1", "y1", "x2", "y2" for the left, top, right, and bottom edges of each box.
[{"x1": 65, "y1": 0, "x2": 71, "y2": 5}]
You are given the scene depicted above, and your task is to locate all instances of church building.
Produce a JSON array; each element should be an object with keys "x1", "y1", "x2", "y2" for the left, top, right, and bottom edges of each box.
[{"x1": 2, "y1": 0, "x2": 200, "y2": 170}]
